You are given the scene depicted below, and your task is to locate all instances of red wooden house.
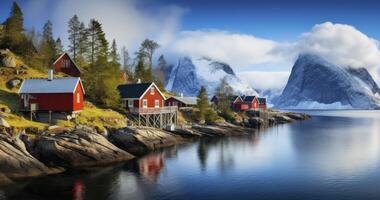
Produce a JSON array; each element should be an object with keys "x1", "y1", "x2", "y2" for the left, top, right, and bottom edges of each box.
[
  {"x1": 117, "y1": 82, "x2": 166, "y2": 113},
  {"x1": 212, "y1": 95, "x2": 267, "y2": 111},
  {"x1": 53, "y1": 52, "x2": 81, "y2": 77},
  {"x1": 18, "y1": 71, "x2": 85, "y2": 113}
]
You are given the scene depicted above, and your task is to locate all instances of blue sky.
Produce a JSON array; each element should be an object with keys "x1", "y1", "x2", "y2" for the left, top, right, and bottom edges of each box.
[
  {"x1": 2, "y1": 0, "x2": 380, "y2": 42},
  {"x1": 1, "y1": 0, "x2": 380, "y2": 89}
]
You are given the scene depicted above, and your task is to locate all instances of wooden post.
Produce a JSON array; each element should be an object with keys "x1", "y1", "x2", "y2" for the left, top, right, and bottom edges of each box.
[{"x1": 49, "y1": 111, "x2": 52, "y2": 124}]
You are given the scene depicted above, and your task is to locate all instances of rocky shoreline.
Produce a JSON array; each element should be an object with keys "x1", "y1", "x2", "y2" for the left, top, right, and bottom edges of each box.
[{"x1": 0, "y1": 111, "x2": 310, "y2": 185}]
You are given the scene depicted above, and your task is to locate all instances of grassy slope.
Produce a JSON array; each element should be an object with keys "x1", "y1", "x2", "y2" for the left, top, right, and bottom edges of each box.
[{"x1": 0, "y1": 50, "x2": 126, "y2": 131}]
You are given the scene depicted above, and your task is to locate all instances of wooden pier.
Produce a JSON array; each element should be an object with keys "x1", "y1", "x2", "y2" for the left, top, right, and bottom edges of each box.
[{"x1": 131, "y1": 106, "x2": 178, "y2": 129}]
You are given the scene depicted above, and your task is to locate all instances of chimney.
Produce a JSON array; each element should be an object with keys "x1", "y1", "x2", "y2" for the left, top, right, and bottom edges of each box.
[
  {"x1": 180, "y1": 93, "x2": 183, "y2": 97},
  {"x1": 48, "y1": 69, "x2": 54, "y2": 81},
  {"x1": 137, "y1": 78, "x2": 141, "y2": 84}
]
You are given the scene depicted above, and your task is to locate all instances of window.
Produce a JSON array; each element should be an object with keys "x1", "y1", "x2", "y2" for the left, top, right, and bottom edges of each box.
[
  {"x1": 155, "y1": 100, "x2": 160, "y2": 108},
  {"x1": 150, "y1": 87, "x2": 155, "y2": 95},
  {"x1": 143, "y1": 99, "x2": 147, "y2": 108},
  {"x1": 122, "y1": 100, "x2": 127, "y2": 106},
  {"x1": 128, "y1": 100, "x2": 133, "y2": 107},
  {"x1": 77, "y1": 93, "x2": 80, "y2": 103}
]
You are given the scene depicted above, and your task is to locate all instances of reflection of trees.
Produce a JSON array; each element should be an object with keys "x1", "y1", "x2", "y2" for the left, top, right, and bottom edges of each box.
[
  {"x1": 197, "y1": 139, "x2": 209, "y2": 171},
  {"x1": 218, "y1": 139, "x2": 235, "y2": 173}
]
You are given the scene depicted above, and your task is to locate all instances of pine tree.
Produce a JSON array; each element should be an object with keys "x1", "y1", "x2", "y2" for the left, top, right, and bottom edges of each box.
[
  {"x1": 84, "y1": 19, "x2": 120, "y2": 107},
  {"x1": 55, "y1": 37, "x2": 64, "y2": 55},
  {"x1": 88, "y1": 19, "x2": 107, "y2": 66},
  {"x1": 122, "y1": 46, "x2": 133, "y2": 82},
  {"x1": 214, "y1": 76, "x2": 234, "y2": 112},
  {"x1": 155, "y1": 54, "x2": 167, "y2": 84},
  {"x1": 68, "y1": 15, "x2": 81, "y2": 61},
  {"x1": 137, "y1": 39, "x2": 160, "y2": 82},
  {"x1": 109, "y1": 39, "x2": 120, "y2": 66},
  {"x1": 76, "y1": 22, "x2": 88, "y2": 68},
  {"x1": 197, "y1": 86, "x2": 210, "y2": 121},
  {"x1": 39, "y1": 20, "x2": 57, "y2": 68},
  {"x1": 2, "y1": 2, "x2": 25, "y2": 55},
  {"x1": 134, "y1": 54, "x2": 146, "y2": 82}
]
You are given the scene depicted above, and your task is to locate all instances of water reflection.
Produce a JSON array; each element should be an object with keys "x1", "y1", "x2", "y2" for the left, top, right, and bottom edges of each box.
[
  {"x1": 290, "y1": 116, "x2": 380, "y2": 175},
  {"x1": 1, "y1": 111, "x2": 380, "y2": 200}
]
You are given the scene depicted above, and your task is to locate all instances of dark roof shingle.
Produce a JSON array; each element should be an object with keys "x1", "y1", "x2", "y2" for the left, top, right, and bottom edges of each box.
[
  {"x1": 117, "y1": 83, "x2": 152, "y2": 98},
  {"x1": 243, "y1": 95, "x2": 256, "y2": 103}
]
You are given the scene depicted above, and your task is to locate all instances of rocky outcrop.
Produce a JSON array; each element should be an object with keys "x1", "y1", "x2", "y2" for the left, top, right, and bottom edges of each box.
[
  {"x1": 110, "y1": 127, "x2": 182, "y2": 155},
  {"x1": 6, "y1": 78, "x2": 22, "y2": 89},
  {"x1": 30, "y1": 127, "x2": 134, "y2": 167},
  {"x1": 0, "y1": 49, "x2": 17, "y2": 68},
  {"x1": 0, "y1": 130, "x2": 62, "y2": 184},
  {"x1": 0, "y1": 118, "x2": 10, "y2": 128}
]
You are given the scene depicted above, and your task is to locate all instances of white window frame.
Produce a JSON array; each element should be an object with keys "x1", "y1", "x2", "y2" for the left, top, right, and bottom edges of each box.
[
  {"x1": 150, "y1": 87, "x2": 155, "y2": 95},
  {"x1": 128, "y1": 100, "x2": 134, "y2": 108},
  {"x1": 142, "y1": 99, "x2": 148, "y2": 108},
  {"x1": 76, "y1": 93, "x2": 80, "y2": 103},
  {"x1": 154, "y1": 100, "x2": 160, "y2": 108}
]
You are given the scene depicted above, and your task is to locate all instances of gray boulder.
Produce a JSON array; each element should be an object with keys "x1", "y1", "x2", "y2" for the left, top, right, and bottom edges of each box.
[
  {"x1": 0, "y1": 118, "x2": 10, "y2": 128},
  {"x1": 32, "y1": 128, "x2": 134, "y2": 167},
  {"x1": 6, "y1": 78, "x2": 22, "y2": 89},
  {"x1": 0, "y1": 131, "x2": 61, "y2": 184},
  {"x1": 110, "y1": 127, "x2": 180, "y2": 156}
]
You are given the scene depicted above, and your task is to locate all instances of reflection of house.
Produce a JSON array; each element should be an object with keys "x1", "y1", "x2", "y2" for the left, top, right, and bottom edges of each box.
[
  {"x1": 165, "y1": 95, "x2": 197, "y2": 110},
  {"x1": 53, "y1": 52, "x2": 81, "y2": 77},
  {"x1": 18, "y1": 70, "x2": 85, "y2": 114},
  {"x1": 139, "y1": 153, "x2": 164, "y2": 183}
]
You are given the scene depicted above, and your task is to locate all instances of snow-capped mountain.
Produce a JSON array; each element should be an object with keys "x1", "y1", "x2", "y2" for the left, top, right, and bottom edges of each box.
[
  {"x1": 166, "y1": 57, "x2": 258, "y2": 96},
  {"x1": 274, "y1": 54, "x2": 380, "y2": 109}
]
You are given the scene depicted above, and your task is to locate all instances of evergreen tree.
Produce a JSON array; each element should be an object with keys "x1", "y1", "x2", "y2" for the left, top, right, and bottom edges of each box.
[
  {"x1": 88, "y1": 19, "x2": 107, "y2": 66},
  {"x1": 84, "y1": 19, "x2": 119, "y2": 107},
  {"x1": 2, "y1": 2, "x2": 25, "y2": 55},
  {"x1": 39, "y1": 20, "x2": 57, "y2": 68},
  {"x1": 76, "y1": 22, "x2": 88, "y2": 68},
  {"x1": 134, "y1": 54, "x2": 146, "y2": 81},
  {"x1": 122, "y1": 46, "x2": 133, "y2": 82},
  {"x1": 137, "y1": 39, "x2": 160, "y2": 82},
  {"x1": 155, "y1": 54, "x2": 167, "y2": 84},
  {"x1": 109, "y1": 39, "x2": 120, "y2": 66},
  {"x1": 197, "y1": 86, "x2": 210, "y2": 121},
  {"x1": 55, "y1": 37, "x2": 64, "y2": 55},
  {"x1": 215, "y1": 76, "x2": 234, "y2": 111},
  {"x1": 68, "y1": 15, "x2": 81, "y2": 61}
]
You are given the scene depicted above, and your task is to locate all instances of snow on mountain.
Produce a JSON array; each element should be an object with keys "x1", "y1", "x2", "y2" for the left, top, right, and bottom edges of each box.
[
  {"x1": 274, "y1": 54, "x2": 380, "y2": 109},
  {"x1": 166, "y1": 57, "x2": 258, "y2": 96}
]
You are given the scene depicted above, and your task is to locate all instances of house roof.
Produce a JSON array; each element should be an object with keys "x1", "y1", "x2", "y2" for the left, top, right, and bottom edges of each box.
[
  {"x1": 243, "y1": 95, "x2": 257, "y2": 103},
  {"x1": 53, "y1": 52, "x2": 81, "y2": 73},
  {"x1": 117, "y1": 82, "x2": 165, "y2": 99},
  {"x1": 170, "y1": 96, "x2": 197, "y2": 105},
  {"x1": 257, "y1": 97, "x2": 266, "y2": 104},
  {"x1": 18, "y1": 77, "x2": 85, "y2": 94}
]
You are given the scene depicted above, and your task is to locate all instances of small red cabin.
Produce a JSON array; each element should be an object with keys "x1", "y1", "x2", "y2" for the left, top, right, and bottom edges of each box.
[
  {"x1": 117, "y1": 82, "x2": 166, "y2": 113},
  {"x1": 212, "y1": 95, "x2": 267, "y2": 111},
  {"x1": 165, "y1": 96, "x2": 197, "y2": 110},
  {"x1": 18, "y1": 74, "x2": 85, "y2": 113},
  {"x1": 53, "y1": 52, "x2": 81, "y2": 77}
]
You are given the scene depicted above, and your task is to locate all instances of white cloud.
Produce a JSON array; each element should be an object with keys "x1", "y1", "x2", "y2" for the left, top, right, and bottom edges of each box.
[
  {"x1": 238, "y1": 71, "x2": 290, "y2": 90},
  {"x1": 296, "y1": 22, "x2": 380, "y2": 79},
  {"x1": 23, "y1": 0, "x2": 185, "y2": 51},
  {"x1": 170, "y1": 30, "x2": 288, "y2": 68},
  {"x1": 169, "y1": 22, "x2": 380, "y2": 87}
]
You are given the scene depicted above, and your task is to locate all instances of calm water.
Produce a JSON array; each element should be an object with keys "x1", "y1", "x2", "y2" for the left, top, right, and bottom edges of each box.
[{"x1": 1, "y1": 110, "x2": 380, "y2": 200}]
